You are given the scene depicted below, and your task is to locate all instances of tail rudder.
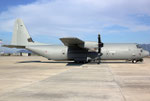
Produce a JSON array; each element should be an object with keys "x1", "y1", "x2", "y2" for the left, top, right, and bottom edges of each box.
[{"x1": 11, "y1": 19, "x2": 34, "y2": 46}]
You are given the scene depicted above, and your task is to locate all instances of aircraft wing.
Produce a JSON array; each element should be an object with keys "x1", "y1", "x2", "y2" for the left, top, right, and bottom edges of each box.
[{"x1": 60, "y1": 37, "x2": 84, "y2": 48}]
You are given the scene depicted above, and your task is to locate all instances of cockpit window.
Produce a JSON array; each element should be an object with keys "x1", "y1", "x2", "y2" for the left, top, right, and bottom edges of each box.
[{"x1": 136, "y1": 44, "x2": 142, "y2": 48}]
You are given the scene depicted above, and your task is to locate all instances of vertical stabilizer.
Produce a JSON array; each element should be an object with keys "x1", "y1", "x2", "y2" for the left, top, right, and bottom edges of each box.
[{"x1": 11, "y1": 19, "x2": 34, "y2": 46}]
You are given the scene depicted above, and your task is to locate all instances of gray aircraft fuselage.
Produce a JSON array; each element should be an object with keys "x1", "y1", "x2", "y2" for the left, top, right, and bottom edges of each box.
[
  {"x1": 26, "y1": 42, "x2": 149, "y2": 63},
  {"x1": 3, "y1": 19, "x2": 150, "y2": 63}
]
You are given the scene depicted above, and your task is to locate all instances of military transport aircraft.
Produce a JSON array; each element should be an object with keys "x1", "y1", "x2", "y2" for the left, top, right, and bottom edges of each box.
[{"x1": 3, "y1": 19, "x2": 149, "y2": 64}]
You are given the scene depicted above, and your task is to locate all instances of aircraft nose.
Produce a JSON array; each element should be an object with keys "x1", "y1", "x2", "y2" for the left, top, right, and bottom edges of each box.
[{"x1": 143, "y1": 50, "x2": 149, "y2": 57}]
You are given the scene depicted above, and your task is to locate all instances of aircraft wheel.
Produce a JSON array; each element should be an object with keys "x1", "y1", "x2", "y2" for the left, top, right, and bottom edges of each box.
[
  {"x1": 139, "y1": 59, "x2": 143, "y2": 62},
  {"x1": 87, "y1": 60, "x2": 91, "y2": 63},
  {"x1": 81, "y1": 61, "x2": 87, "y2": 63},
  {"x1": 132, "y1": 60, "x2": 137, "y2": 63}
]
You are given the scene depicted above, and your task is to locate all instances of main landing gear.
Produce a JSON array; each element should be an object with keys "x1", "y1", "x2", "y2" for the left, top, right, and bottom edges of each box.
[
  {"x1": 132, "y1": 59, "x2": 143, "y2": 63},
  {"x1": 74, "y1": 61, "x2": 88, "y2": 64}
]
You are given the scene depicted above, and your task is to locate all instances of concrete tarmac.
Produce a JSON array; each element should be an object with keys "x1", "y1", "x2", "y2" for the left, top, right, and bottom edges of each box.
[{"x1": 0, "y1": 56, "x2": 150, "y2": 101}]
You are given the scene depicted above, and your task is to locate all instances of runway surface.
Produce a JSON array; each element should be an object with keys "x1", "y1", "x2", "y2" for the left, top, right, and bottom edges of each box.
[{"x1": 0, "y1": 56, "x2": 150, "y2": 101}]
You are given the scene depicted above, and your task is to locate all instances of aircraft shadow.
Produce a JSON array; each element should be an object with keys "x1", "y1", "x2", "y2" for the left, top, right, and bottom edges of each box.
[
  {"x1": 88, "y1": 61, "x2": 143, "y2": 64},
  {"x1": 17, "y1": 60, "x2": 143, "y2": 66},
  {"x1": 17, "y1": 61, "x2": 84, "y2": 66}
]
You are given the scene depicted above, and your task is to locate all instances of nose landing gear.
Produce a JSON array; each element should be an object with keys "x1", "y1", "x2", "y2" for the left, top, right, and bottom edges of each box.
[
  {"x1": 132, "y1": 59, "x2": 143, "y2": 63},
  {"x1": 132, "y1": 60, "x2": 137, "y2": 63}
]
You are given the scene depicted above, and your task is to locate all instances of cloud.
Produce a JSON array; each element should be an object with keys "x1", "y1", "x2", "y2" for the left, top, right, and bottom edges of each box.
[{"x1": 0, "y1": 0, "x2": 150, "y2": 39}]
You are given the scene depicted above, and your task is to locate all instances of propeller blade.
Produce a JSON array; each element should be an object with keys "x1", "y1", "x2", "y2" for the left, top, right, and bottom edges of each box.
[
  {"x1": 98, "y1": 34, "x2": 100, "y2": 53},
  {"x1": 97, "y1": 34, "x2": 103, "y2": 64}
]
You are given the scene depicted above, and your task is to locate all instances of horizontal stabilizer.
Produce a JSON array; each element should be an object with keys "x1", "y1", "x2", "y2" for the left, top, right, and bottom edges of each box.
[
  {"x1": 60, "y1": 37, "x2": 84, "y2": 48},
  {"x1": 2, "y1": 45, "x2": 25, "y2": 48}
]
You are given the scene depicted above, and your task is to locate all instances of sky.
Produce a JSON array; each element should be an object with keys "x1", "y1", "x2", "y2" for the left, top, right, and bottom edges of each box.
[{"x1": 0, "y1": 0, "x2": 150, "y2": 45}]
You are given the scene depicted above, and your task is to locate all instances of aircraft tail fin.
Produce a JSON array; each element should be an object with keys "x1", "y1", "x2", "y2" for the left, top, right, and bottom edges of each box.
[
  {"x1": 11, "y1": 18, "x2": 34, "y2": 46},
  {"x1": 3, "y1": 19, "x2": 48, "y2": 48}
]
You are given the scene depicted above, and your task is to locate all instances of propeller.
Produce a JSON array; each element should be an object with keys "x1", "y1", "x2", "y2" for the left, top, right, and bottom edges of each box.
[{"x1": 97, "y1": 34, "x2": 103, "y2": 64}]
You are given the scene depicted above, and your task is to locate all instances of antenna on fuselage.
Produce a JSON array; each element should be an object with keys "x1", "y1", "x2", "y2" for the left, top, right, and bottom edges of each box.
[{"x1": 97, "y1": 33, "x2": 103, "y2": 64}]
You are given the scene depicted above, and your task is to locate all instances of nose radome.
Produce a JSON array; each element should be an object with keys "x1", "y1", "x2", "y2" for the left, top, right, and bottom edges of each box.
[
  {"x1": 144, "y1": 50, "x2": 150, "y2": 57},
  {"x1": 147, "y1": 51, "x2": 150, "y2": 56}
]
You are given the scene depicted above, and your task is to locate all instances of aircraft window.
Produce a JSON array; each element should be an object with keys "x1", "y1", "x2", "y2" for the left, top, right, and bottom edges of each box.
[{"x1": 136, "y1": 45, "x2": 141, "y2": 48}]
